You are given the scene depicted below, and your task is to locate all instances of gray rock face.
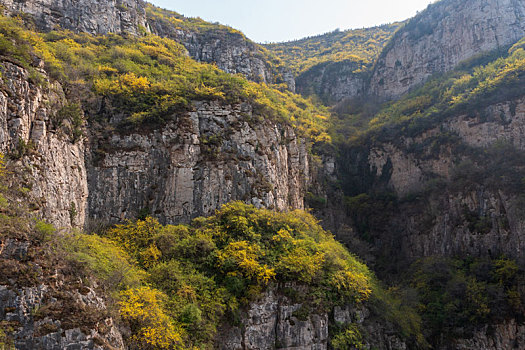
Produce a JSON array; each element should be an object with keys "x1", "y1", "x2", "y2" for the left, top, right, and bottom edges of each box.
[
  {"x1": 217, "y1": 287, "x2": 406, "y2": 350},
  {"x1": 369, "y1": 0, "x2": 525, "y2": 99},
  {"x1": 1, "y1": 0, "x2": 149, "y2": 35},
  {"x1": 361, "y1": 97, "x2": 525, "y2": 263},
  {"x1": 0, "y1": 285, "x2": 124, "y2": 350},
  {"x1": 296, "y1": 60, "x2": 367, "y2": 103},
  {"x1": 451, "y1": 319, "x2": 525, "y2": 350},
  {"x1": 0, "y1": 60, "x2": 308, "y2": 229},
  {"x1": 88, "y1": 101, "x2": 309, "y2": 224},
  {"x1": 0, "y1": 238, "x2": 125, "y2": 350},
  {"x1": 0, "y1": 62, "x2": 88, "y2": 229}
]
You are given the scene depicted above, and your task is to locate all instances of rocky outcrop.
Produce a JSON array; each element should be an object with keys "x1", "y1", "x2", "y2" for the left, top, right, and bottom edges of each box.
[
  {"x1": 217, "y1": 286, "x2": 406, "y2": 350},
  {"x1": 0, "y1": 237, "x2": 124, "y2": 350},
  {"x1": 341, "y1": 97, "x2": 525, "y2": 264},
  {"x1": 451, "y1": 319, "x2": 525, "y2": 350},
  {"x1": 1, "y1": 0, "x2": 149, "y2": 35},
  {"x1": 147, "y1": 11, "x2": 293, "y2": 88},
  {"x1": 0, "y1": 61, "x2": 88, "y2": 229},
  {"x1": 296, "y1": 60, "x2": 367, "y2": 103},
  {"x1": 0, "y1": 59, "x2": 309, "y2": 229},
  {"x1": 88, "y1": 101, "x2": 309, "y2": 225},
  {"x1": 368, "y1": 97, "x2": 525, "y2": 195},
  {"x1": 369, "y1": 0, "x2": 525, "y2": 99}
]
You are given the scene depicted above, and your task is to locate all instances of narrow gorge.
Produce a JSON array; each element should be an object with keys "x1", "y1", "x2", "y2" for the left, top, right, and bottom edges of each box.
[{"x1": 0, "y1": 0, "x2": 524, "y2": 349}]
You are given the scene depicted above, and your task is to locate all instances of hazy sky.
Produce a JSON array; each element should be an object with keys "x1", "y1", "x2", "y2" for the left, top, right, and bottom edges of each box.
[{"x1": 149, "y1": 0, "x2": 435, "y2": 43}]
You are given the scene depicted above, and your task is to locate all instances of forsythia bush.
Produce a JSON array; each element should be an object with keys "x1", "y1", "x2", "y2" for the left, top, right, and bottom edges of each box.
[
  {"x1": 119, "y1": 287, "x2": 185, "y2": 349},
  {"x1": 101, "y1": 201, "x2": 382, "y2": 348}
]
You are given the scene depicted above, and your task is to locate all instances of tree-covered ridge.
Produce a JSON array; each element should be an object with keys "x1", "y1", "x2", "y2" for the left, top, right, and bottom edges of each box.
[
  {"x1": 145, "y1": 3, "x2": 247, "y2": 38},
  {"x1": 265, "y1": 23, "x2": 402, "y2": 75},
  {"x1": 0, "y1": 15, "x2": 331, "y2": 143},
  {"x1": 145, "y1": 4, "x2": 294, "y2": 87},
  {"x1": 331, "y1": 37, "x2": 525, "y2": 143}
]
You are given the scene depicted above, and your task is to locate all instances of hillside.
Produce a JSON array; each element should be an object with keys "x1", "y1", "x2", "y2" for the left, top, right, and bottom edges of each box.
[
  {"x1": 265, "y1": 24, "x2": 401, "y2": 75},
  {"x1": 266, "y1": 24, "x2": 401, "y2": 103}
]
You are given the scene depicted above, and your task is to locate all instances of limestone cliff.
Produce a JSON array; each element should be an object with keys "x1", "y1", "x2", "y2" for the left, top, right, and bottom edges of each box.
[
  {"x1": 0, "y1": 219, "x2": 124, "y2": 349},
  {"x1": 369, "y1": 0, "x2": 525, "y2": 99},
  {"x1": 1, "y1": 0, "x2": 148, "y2": 36},
  {"x1": 217, "y1": 286, "x2": 407, "y2": 350},
  {"x1": 0, "y1": 58, "x2": 310, "y2": 229},
  {"x1": 295, "y1": 60, "x2": 367, "y2": 103},
  {"x1": 0, "y1": 61, "x2": 87, "y2": 229},
  {"x1": 361, "y1": 97, "x2": 525, "y2": 263},
  {"x1": 88, "y1": 101, "x2": 309, "y2": 225}
]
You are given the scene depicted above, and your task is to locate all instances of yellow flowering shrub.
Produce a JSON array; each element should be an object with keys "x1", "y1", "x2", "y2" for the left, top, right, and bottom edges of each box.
[{"x1": 119, "y1": 287, "x2": 184, "y2": 349}]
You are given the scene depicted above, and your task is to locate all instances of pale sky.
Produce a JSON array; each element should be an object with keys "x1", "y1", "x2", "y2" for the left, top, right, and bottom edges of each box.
[{"x1": 149, "y1": 0, "x2": 435, "y2": 43}]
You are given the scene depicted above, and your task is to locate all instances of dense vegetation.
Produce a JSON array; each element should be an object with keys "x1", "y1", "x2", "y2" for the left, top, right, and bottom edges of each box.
[
  {"x1": 265, "y1": 24, "x2": 401, "y2": 75},
  {"x1": 406, "y1": 256, "x2": 525, "y2": 343},
  {"x1": 0, "y1": 14, "x2": 331, "y2": 143},
  {"x1": 103, "y1": 203, "x2": 377, "y2": 348},
  {"x1": 145, "y1": 4, "x2": 247, "y2": 39}
]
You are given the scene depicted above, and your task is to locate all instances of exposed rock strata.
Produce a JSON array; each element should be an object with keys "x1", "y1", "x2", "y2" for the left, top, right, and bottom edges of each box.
[
  {"x1": 342, "y1": 97, "x2": 525, "y2": 264},
  {"x1": 295, "y1": 60, "x2": 367, "y2": 103},
  {"x1": 1, "y1": 0, "x2": 148, "y2": 35},
  {"x1": 370, "y1": 0, "x2": 525, "y2": 99},
  {"x1": 451, "y1": 319, "x2": 525, "y2": 350},
  {"x1": 217, "y1": 286, "x2": 406, "y2": 350},
  {"x1": 0, "y1": 62, "x2": 88, "y2": 229},
  {"x1": 88, "y1": 101, "x2": 309, "y2": 225},
  {"x1": 0, "y1": 238, "x2": 124, "y2": 350}
]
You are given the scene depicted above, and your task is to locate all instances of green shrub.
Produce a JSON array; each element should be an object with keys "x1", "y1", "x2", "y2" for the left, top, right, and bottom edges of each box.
[
  {"x1": 406, "y1": 256, "x2": 524, "y2": 343},
  {"x1": 34, "y1": 220, "x2": 56, "y2": 242},
  {"x1": 331, "y1": 323, "x2": 365, "y2": 350},
  {"x1": 62, "y1": 233, "x2": 145, "y2": 292}
]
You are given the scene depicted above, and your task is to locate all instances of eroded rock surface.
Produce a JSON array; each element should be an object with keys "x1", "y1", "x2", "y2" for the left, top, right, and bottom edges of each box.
[
  {"x1": 1, "y1": 0, "x2": 148, "y2": 35},
  {"x1": 0, "y1": 62, "x2": 88, "y2": 229},
  {"x1": 370, "y1": 0, "x2": 525, "y2": 99},
  {"x1": 89, "y1": 101, "x2": 309, "y2": 224}
]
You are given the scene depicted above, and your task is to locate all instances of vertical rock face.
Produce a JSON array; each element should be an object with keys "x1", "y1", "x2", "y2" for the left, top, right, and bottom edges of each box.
[
  {"x1": 218, "y1": 289, "x2": 328, "y2": 350},
  {"x1": 369, "y1": 0, "x2": 525, "y2": 99},
  {"x1": 295, "y1": 60, "x2": 367, "y2": 103},
  {"x1": 88, "y1": 101, "x2": 309, "y2": 225},
  {"x1": 1, "y1": 0, "x2": 149, "y2": 35},
  {"x1": 0, "y1": 60, "x2": 309, "y2": 229},
  {"x1": 346, "y1": 97, "x2": 525, "y2": 263},
  {"x1": 450, "y1": 319, "x2": 525, "y2": 350},
  {"x1": 0, "y1": 62, "x2": 88, "y2": 229},
  {"x1": 0, "y1": 237, "x2": 125, "y2": 350},
  {"x1": 217, "y1": 286, "x2": 406, "y2": 350}
]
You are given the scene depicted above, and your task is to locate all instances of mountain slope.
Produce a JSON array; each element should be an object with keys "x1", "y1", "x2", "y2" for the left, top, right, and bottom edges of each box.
[
  {"x1": 265, "y1": 24, "x2": 401, "y2": 75},
  {"x1": 266, "y1": 24, "x2": 401, "y2": 103},
  {"x1": 0, "y1": 0, "x2": 525, "y2": 348},
  {"x1": 369, "y1": 0, "x2": 525, "y2": 99}
]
